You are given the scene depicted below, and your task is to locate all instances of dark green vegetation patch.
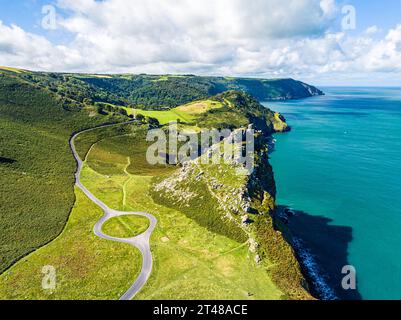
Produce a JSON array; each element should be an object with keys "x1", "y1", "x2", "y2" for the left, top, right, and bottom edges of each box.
[
  {"x1": 1, "y1": 68, "x2": 323, "y2": 110},
  {"x1": 0, "y1": 73, "x2": 129, "y2": 273}
]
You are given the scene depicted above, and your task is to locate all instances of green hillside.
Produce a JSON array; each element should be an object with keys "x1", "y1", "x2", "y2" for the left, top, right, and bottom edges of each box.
[
  {"x1": 79, "y1": 75, "x2": 323, "y2": 109},
  {"x1": 0, "y1": 67, "x2": 323, "y2": 110},
  {"x1": 0, "y1": 67, "x2": 312, "y2": 300},
  {"x1": 0, "y1": 71, "x2": 129, "y2": 273}
]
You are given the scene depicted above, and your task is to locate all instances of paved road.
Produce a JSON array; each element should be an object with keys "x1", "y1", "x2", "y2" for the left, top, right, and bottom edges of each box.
[{"x1": 69, "y1": 121, "x2": 157, "y2": 300}]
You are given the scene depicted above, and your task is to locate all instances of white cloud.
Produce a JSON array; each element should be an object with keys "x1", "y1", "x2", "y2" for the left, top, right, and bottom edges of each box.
[
  {"x1": 360, "y1": 24, "x2": 401, "y2": 72},
  {"x1": 0, "y1": 21, "x2": 84, "y2": 70},
  {"x1": 365, "y1": 25, "x2": 379, "y2": 35},
  {"x1": 53, "y1": 0, "x2": 337, "y2": 73},
  {"x1": 0, "y1": 0, "x2": 400, "y2": 85},
  {"x1": 58, "y1": 0, "x2": 335, "y2": 39}
]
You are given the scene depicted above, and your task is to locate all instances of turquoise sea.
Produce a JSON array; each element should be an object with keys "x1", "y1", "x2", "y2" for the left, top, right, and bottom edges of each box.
[{"x1": 265, "y1": 87, "x2": 401, "y2": 300}]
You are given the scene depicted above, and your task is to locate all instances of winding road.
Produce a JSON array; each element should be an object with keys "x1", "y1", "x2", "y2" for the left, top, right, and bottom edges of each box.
[{"x1": 69, "y1": 121, "x2": 157, "y2": 300}]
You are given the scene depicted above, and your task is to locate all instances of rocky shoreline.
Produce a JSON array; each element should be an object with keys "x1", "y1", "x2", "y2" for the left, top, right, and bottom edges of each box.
[
  {"x1": 269, "y1": 121, "x2": 338, "y2": 300},
  {"x1": 274, "y1": 206, "x2": 337, "y2": 300},
  {"x1": 149, "y1": 91, "x2": 321, "y2": 299}
]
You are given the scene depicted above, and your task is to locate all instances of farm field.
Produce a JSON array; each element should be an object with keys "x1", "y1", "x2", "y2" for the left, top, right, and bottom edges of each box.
[{"x1": 126, "y1": 99, "x2": 224, "y2": 125}]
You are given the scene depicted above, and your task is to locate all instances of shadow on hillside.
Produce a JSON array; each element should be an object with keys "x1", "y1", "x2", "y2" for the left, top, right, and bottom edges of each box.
[
  {"x1": 277, "y1": 205, "x2": 362, "y2": 300},
  {"x1": 0, "y1": 157, "x2": 16, "y2": 164}
]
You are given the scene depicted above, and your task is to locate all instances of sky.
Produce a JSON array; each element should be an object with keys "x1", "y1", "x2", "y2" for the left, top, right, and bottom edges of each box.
[{"x1": 0, "y1": 0, "x2": 400, "y2": 86}]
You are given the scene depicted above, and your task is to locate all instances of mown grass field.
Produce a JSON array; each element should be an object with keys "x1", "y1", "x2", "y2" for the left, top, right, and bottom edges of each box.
[{"x1": 126, "y1": 99, "x2": 223, "y2": 125}]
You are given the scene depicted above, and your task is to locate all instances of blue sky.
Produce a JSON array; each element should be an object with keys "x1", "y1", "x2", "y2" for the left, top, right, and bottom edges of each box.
[
  {"x1": 345, "y1": 0, "x2": 401, "y2": 31},
  {"x1": 0, "y1": 0, "x2": 72, "y2": 43},
  {"x1": 2, "y1": 0, "x2": 401, "y2": 38},
  {"x1": 2, "y1": 0, "x2": 401, "y2": 41},
  {"x1": 0, "y1": 1, "x2": 50, "y2": 32},
  {"x1": 0, "y1": 0, "x2": 400, "y2": 86}
]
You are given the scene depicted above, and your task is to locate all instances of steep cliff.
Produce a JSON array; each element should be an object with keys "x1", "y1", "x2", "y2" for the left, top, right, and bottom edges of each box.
[{"x1": 150, "y1": 92, "x2": 313, "y2": 299}]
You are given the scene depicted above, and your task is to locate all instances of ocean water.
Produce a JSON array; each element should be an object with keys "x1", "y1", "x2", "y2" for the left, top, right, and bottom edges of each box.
[{"x1": 265, "y1": 87, "x2": 401, "y2": 300}]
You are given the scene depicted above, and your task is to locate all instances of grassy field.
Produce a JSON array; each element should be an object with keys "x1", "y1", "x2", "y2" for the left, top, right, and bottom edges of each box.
[
  {"x1": 0, "y1": 66, "x2": 25, "y2": 73},
  {"x1": 82, "y1": 97, "x2": 301, "y2": 299},
  {"x1": 0, "y1": 87, "x2": 303, "y2": 300},
  {"x1": 0, "y1": 115, "x2": 295, "y2": 300},
  {"x1": 0, "y1": 188, "x2": 141, "y2": 300},
  {"x1": 83, "y1": 127, "x2": 176, "y2": 178},
  {"x1": 126, "y1": 99, "x2": 223, "y2": 125},
  {"x1": 78, "y1": 127, "x2": 284, "y2": 300},
  {"x1": 102, "y1": 215, "x2": 150, "y2": 239},
  {"x1": 129, "y1": 109, "x2": 190, "y2": 124},
  {"x1": 127, "y1": 93, "x2": 282, "y2": 133},
  {"x1": 0, "y1": 73, "x2": 127, "y2": 274},
  {"x1": 0, "y1": 124, "x2": 145, "y2": 299}
]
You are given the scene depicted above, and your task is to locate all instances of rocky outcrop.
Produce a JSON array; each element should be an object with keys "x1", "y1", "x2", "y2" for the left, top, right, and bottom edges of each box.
[
  {"x1": 151, "y1": 124, "x2": 313, "y2": 299},
  {"x1": 149, "y1": 90, "x2": 313, "y2": 299},
  {"x1": 272, "y1": 112, "x2": 291, "y2": 133}
]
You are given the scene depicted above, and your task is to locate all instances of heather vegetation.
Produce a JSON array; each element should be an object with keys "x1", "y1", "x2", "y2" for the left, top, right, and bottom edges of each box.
[{"x1": 0, "y1": 71, "x2": 129, "y2": 273}]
